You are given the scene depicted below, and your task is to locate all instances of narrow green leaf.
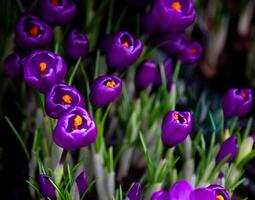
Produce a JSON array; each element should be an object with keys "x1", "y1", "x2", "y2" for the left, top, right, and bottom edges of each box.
[
  {"x1": 67, "y1": 57, "x2": 82, "y2": 85},
  {"x1": 94, "y1": 50, "x2": 101, "y2": 79},
  {"x1": 173, "y1": 60, "x2": 181, "y2": 82}
]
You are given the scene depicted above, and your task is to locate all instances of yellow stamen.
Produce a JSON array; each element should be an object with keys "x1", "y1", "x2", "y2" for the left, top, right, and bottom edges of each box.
[
  {"x1": 39, "y1": 62, "x2": 47, "y2": 72},
  {"x1": 171, "y1": 2, "x2": 182, "y2": 11},
  {"x1": 173, "y1": 113, "x2": 179, "y2": 120},
  {"x1": 52, "y1": 0, "x2": 59, "y2": 6},
  {"x1": 122, "y1": 41, "x2": 129, "y2": 47},
  {"x1": 62, "y1": 95, "x2": 72, "y2": 104},
  {"x1": 30, "y1": 25, "x2": 39, "y2": 36},
  {"x1": 190, "y1": 48, "x2": 197, "y2": 55},
  {"x1": 216, "y1": 195, "x2": 224, "y2": 200},
  {"x1": 106, "y1": 81, "x2": 116, "y2": 88},
  {"x1": 73, "y1": 115, "x2": 83, "y2": 130}
]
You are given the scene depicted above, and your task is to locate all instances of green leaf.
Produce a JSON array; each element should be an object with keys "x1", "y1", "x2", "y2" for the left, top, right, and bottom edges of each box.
[
  {"x1": 94, "y1": 50, "x2": 101, "y2": 79},
  {"x1": 5, "y1": 116, "x2": 30, "y2": 160},
  {"x1": 67, "y1": 57, "x2": 82, "y2": 85},
  {"x1": 173, "y1": 60, "x2": 181, "y2": 82}
]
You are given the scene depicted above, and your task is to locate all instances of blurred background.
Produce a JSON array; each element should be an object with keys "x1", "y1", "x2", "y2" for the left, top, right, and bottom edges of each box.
[{"x1": 1, "y1": 0, "x2": 255, "y2": 199}]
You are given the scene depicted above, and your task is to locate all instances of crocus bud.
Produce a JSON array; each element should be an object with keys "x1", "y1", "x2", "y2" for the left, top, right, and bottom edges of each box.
[
  {"x1": 190, "y1": 188, "x2": 215, "y2": 200},
  {"x1": 23, "y1": 50, "x2": 67, "y2": 93},
  {"x1": 152, "y1": 0, "x2": 196, "y2": 32},
  {"x1": 178, "y1": 41, "x2": 203, "y2": 64},
  {"x1": 38, "y1": 174, "x2": 56, "y2": 200},
  {"x1": 39, "y1": 0, "x2": 77, "y2": 25},
  {"x1": 106, "y1": 31, "x2": 143, "y2": 71},
  {"x1": 135, "y1": 60, "x2": 158, "y2": 90},
  {"x1": 127, "y1": 183, "x2": 141, "y2": 200},
  {"x1": 3, "y1": 53, "x2": 23, "y2": 79},
  {"x1": 15, "y1": 14, "x2": 53, "y2": 49},
  {"x1": 208, "y1": 184, "x2": 231, "y2": 200},
  {"x1": 75, "y1": 171, "x2": 88, "y2": 196},
  {"x1": 64, "y1": 30, "x2": 89, "y2": 61},
  {"x1": 53, "y1": 106, "x2": 97, "y2": 150},
  {"x1": 216, "y1": 135, "x2": 238, "y2": 164},
  {"x1": 221, "y1": 88, "x2": 253, "y2": 118},
  {"x1": 151, "y1": 190, "x2": 169, "y2": 200},
  {"x1": 161, "y1": 33, "x2": 188, "y2": 55},
  {"x1": 161, "y1": 111, "x2": 192, "y2": 147},
  {"x1": 169, "y1": 180, "x2": 193, "y2": 200},
  {"x1": 45, "y1": 83, "x2": 85, "y2": 119},
  {"x1": 89, "y1": 75, "x2": 122, "y2": 107}
]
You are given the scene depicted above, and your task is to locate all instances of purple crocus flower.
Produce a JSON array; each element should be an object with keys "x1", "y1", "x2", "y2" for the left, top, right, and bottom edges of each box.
[
  {"x1": 75, "y1": 171, "x2": 88, "y2": 196},
  {"x1": 89, "y1": 75, "x2": 122, "y2": 107},
  {"x1": 127, "y1": 183, "x2": 141, "y2": 200},
  {"x1": 169, "y1": 179, "x2": 193, "y2": 200},
  {"x1": 45, "y1": 83, "x2": 85, "y2": 119},
  {"x1": 53, "y1": 106, "x2": 97, "y2": 150},
  {"x1": 38, "y1": 174, "x2": 56, "y2": 200},
  {"x1": 3, "y1": 53, "x2": 23, "y2": 79},
  {"x1": 64, "y1": 30, "x2": 89, "y2": 61},
  {"x1": 151, "y1": 190, "x2": 169, "y2": 200},
  {"x1": 15, "y1": 14, "x2": 53, "y2": 49},
  {"x1": 152, "y1": 0, "x2": 196, "y2": 32},
  {"x1": 178, "y1": 41, "x2": 203, "y2": 64},
  {"x1": 216, "y1": 135, "x2": 238, "y2": 164},
  {"x1": 135, "y1": 60, "x2": 158, "y2": 90},
  {"x1": 23, "y1": 50, "x2": 67, "y2": 93},
  {"x1": 189, "y1": 188, "x2": 215, "y2": 200},
  {"x1": 161, "y1": 111, "x2": 192, "y2": 147},
  {"x1": 39, "y1": 0, "x2": 77, "y2": 25},
  {"x1": 221, "y1": 88, "x2": 253, "y2": 118},
  {"x1": 106, "y1": 31, "x2": 143, "y2": 71},
  {"x1": 161, "y1": 33, "x2": 188, "y2": 55},
  {"x1": 208, "y1": 184, "x2": 231, "y2": 200}
]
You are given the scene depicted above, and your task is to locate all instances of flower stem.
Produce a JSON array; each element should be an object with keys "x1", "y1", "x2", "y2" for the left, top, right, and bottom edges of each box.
[{"x1": 59, "y1": 149, "x2": 68, "y2": 165}]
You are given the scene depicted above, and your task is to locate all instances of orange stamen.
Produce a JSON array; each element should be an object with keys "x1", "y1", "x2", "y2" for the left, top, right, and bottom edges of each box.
[
  {"x1": 173, "y1": 113, "x2": 179, "y2": 120},
  {"x1": 39, "y1": 62, "x2": 47, "y2": 72},
  {"x1": 30, "y1": 25, "x2": 39, "y2": 36},
  {"x1": 171, "y1": 2, "x2": 182, "y2": 11},
  {"x1": 106, "y1": 81, "x2": 116, "y2": 88},
  {"x1": 73, "y1": 115, "x2": 83, "y2": 130},
  {"x1": 190, "y1": 48, "x2": 197, "y2": 55},
  {"x1": 122, "y1": 41, "x2": 129, "y2": 47},
  {"x1": 62, "y1": 95, "x2": 72, "y2": 104},
  {"x1": 240, "y1": 92, "x2": 247, "y2": 98},
  {"x1": 52, "y1": 0, "x2": 59, "y2": 6},
  {"x1": 216, "y1": 195, "x2": 224, "y2": 200}
]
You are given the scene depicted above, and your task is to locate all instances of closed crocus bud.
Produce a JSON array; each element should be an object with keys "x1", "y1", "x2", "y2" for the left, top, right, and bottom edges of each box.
[
  {"x1": 161, "y1": 111, "x2": 192, "y2": 147},
  {"x1": 15, "y1": 14, "x2": 53, "y2": 49},
  {"x1": 38, "y1": 174, "x2": 56, "y2": 200},
  {"x1": 169, "y1": 180, "x2": 193, "y2": 200},
  {"x1": 65, "y1": 30, "x2": 89, "y2": 61},
  {"x1": 190, "y1": 188, "x2": 216, "y2": 200},
  {"x1": 39, "y1": 0, "x2": 76, "y2": 25},
  {"x1": 151, "y1": 190, "x2": 169, "y2": 200},
  {"x1": 127, "y1": 183, "x2": 141, "y2": 200},
  {"x1": 221, "y1": 88, "x2": 253, "y2": 118},
  {"x1": 178, "y1": 41, "x2": 203, "y2": 64},
  {"x1": 208, "y1": 185, "x2": 231, "y2": 200},
  {"x1": 3, "y1": 53, "x2": 23, "y2": 79},
  {"x1": 154, "y1": 58, "x2": 173, "y2": 87},
  {"x1": 89, "y1": 75, "x2": 122, "y2": 107},
  {"x1": 45, "y1": 83, "x2": 85, "y2": 119},
  {"x1": 106, "y1": 31, "x2": 143, "y2": 71},
  {"x1": 23, "y1": 50, "x2": 67, "y2": 93},
  {"x1": 53, "y1": 106, "x2": 97, "y2": 150},
  {"x1": 216, "y1": 135, "x2": 238, "y2": 164},
  {"x1": 161, "y1": 33, "x2": 188, "y2": 55},
  {"x1": 152, "y1": 0, "x2": 196, "y2": 32},
  {"x1": 75, "y1": 171, "x2": 88, "y2": 196},
  {"x1": 135, "y1": 60, "x2": 158, "y2": 90}
]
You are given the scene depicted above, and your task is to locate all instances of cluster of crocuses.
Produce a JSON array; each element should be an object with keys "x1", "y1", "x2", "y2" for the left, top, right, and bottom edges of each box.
[{"x1": 3, "y1": 0, "x2": 255, "y2": 200}]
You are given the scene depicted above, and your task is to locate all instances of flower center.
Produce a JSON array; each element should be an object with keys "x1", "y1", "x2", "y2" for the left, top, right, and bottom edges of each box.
[
  {"x1": 105, "y1": 80, "x2": 116, "y2": 88},
  {"x1": 52, "y1": 0, "x2": 60, "y2": 6},
  {"x1": 216, "y1": 195, "x2": 224, "y2": 200},
  {"x1": 173, "y1": 113, "x2": 179, "y2": 120},
  {"x1": 39, "y1": 62, "x2": 47, "y2": 72},
  {"x1": 29, "y1": 25, "x2": 39, "y2": 36},
  {"x1": 190, "y1": 48, "x2": 197, "y2": 55},
  {"x1": 173, "y1": 113, "x2": 186, "y2": 123},
  {"x1": 73, "y1": 115, "x2": 83, "y2": 130},
  {"x1": 122, "y1": 41, "x2": 129, "y2": 47},
  {"x1": 240, "y1": 92, "x2": 247, "y2": 98},
  {"x1": 171, "y1": 2, "x2": 182, "y2": 11},
  {"x1": 62, "y1": 95, "x2": 72, "y2": 104}
]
